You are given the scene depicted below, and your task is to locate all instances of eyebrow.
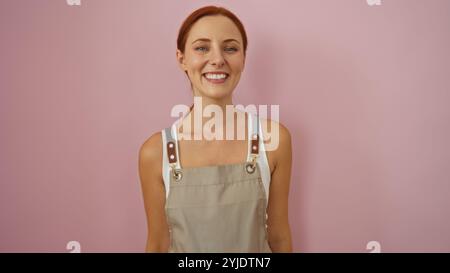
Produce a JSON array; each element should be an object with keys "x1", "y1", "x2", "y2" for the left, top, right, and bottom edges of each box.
[{"x1": 191, "y1": 38, "x2": 240, "y2": 44}]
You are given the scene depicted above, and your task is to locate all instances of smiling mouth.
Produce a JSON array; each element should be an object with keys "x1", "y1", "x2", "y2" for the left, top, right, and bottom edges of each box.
[{"x1": 202, "y1": 73, "x2": 229, "y2": 84}]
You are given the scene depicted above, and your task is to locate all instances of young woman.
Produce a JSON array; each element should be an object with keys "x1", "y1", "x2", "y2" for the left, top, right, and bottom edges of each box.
[{"x1": 139, "y1": 6, "x2": 292, "y2": 253}]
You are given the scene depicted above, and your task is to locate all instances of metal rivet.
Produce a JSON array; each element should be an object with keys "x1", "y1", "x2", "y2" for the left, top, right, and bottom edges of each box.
[
  {"x1": 169, "y1": 143, "x2": 174, "y2": 148},
  {"x1": 173, "y1": 169, "x2": 183, "y2": 181},
  {"x1": 252, "y1": 145, "x2": 257, "y2": 150},
  {"x1": 245, "y1": 163, "x2": 256, "y2": 174},
  {"x1": 169, "y1": 154, "x2": 175, "y2": 160}
]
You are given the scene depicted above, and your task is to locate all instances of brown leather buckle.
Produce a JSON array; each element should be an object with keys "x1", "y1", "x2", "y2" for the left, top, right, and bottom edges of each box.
[
  {"x1": 167, "y1": 141, "x2": 177, "y2": 163},
  {"x1": 251, "y1": 134, "x2": 259, "y2": 155}
]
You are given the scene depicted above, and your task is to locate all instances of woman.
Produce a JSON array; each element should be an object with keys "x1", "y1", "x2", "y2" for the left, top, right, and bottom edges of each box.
[{"x1": 139, "y1": 5, "x2": 292, "y2": 252}]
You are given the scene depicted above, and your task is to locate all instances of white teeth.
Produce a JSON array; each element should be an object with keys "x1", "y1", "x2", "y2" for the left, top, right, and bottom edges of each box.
[{"x1": 204, "y1": 73, "x2": 227, "y2": 80}]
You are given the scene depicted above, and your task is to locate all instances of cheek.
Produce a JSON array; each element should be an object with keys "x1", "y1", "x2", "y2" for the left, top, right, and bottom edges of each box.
[
  {"x1": 227, "y1": 54, "x2": 245, "y2": 71},
  {"x1": 186, "y1": 56, "x2": 205, "y2": 73},
  {"x1": 229, "y1": 60, "x2": 244, "y2": 73}
]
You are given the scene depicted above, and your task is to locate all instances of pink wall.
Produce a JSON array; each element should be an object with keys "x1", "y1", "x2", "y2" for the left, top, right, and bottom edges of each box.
[{"x1": 1, "y1": 0, "x2": 449, "y2": 252}]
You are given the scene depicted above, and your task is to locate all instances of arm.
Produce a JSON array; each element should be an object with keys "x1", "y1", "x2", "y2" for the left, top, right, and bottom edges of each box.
[
  {"x1": 266, "y1": 122, "x2": 293, "y2": 252},
  {"x1": 138, "y1": 132, "x2": 170, "y2": 252}
]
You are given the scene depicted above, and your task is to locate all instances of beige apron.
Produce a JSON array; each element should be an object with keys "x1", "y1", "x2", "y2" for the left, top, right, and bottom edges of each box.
[{"x1": 163, "y1": 113, "x2": 271, "y2": 253}]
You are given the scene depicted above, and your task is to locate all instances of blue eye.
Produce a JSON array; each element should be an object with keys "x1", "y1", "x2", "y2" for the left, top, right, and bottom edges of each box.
[
  {"x1": 225, "y1": 47, "x2": 238, "y2": 52},
  {"x1": 195, "y1": 47, "x2": 238, "y2": 53},
  {"x1": 195, "y1": 47, "x2": 207, "y2": 52}
]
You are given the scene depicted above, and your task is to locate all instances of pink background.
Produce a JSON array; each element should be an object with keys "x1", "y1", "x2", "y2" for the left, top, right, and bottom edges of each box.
[{"x1": 1, "y1": 0, "x2": 449, "y2": 252}]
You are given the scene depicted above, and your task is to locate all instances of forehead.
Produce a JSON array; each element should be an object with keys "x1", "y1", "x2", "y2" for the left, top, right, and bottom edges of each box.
[{"x1": 187, "y1": 15, "x2": 242, "y2": 43}]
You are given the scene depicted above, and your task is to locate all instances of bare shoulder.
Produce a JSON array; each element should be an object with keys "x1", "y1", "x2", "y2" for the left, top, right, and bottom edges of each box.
[
  {"x1": 139, "y1": 131, "x2": 162, "y2": 162},
  {"x1": 139, "y1": 131, "x2": 163, "y2": 181},
  {"x1": 258, "y1": 118, "x2": 292, "y2": 171},
  {"x1": 259, "y1": 118, "x2": 291, "y2": 152}
]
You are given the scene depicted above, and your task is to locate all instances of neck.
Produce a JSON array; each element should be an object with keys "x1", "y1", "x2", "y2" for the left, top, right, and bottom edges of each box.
[{"x1": 178, "y1": 96, "x2": 247, "y2": 141}]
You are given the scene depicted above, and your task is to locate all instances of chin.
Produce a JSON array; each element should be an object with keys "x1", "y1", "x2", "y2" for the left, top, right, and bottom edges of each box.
[
  {"x1": 196, "y1": 84, "x2": 233, "y2": 98},
  {"x1": 203, "y1": 89, "x2": 233, "y2": 100}
]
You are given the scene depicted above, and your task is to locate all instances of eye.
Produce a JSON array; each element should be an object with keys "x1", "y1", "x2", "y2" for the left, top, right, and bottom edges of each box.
[
  {"x1": 195, "y1": 46, "x2": 208, "y2": 52},
  {"x1": 225, "y1": 47, "x2": 238, "y2": 52}
]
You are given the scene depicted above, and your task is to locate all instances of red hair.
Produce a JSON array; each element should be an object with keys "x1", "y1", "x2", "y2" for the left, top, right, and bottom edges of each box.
[{"x1": 177, "y1": 5, "x2": 248, "y2": 56}]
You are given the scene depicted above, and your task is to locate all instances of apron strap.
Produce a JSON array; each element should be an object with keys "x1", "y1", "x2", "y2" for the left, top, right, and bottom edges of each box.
[
  {"x1": 164, "y1": 126, "x2": 183, "y2": 181},
  {"x1": 164, "y1": 127, "x2": 179, "y2": 166},
  {"x1": 246, "y1": 113, "x2": 260, "y2": 174},
  {"x1": 250, "y1": 113, "x2": 260, "y2": 157}
]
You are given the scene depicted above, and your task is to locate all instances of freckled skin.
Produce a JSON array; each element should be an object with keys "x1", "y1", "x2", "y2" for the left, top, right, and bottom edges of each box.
[
  {"x1": 176, "y1": 15, "x2": 245, "y2": 103},
  {"x1": 175, "y1": 15, "x2": 250, "y2": 167}
]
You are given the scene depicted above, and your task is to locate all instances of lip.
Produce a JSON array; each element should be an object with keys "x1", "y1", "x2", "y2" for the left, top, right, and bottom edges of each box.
[
  {"x1": 202, "y1": 71, "x2": 229, "y2": 84},
  {"x1": 203, "y1": 71, "x2": 229, "y2": 75}
]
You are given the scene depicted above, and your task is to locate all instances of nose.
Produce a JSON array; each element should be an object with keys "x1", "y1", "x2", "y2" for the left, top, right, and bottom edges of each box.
[{"x1": 209, "y1": 46, "x2": 225, "y2": 67}]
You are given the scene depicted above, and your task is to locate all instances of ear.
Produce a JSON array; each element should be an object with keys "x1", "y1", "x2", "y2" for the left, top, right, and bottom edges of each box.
[{"x1": 176, "y1": 49, "x2": 187, "y2": 72}]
